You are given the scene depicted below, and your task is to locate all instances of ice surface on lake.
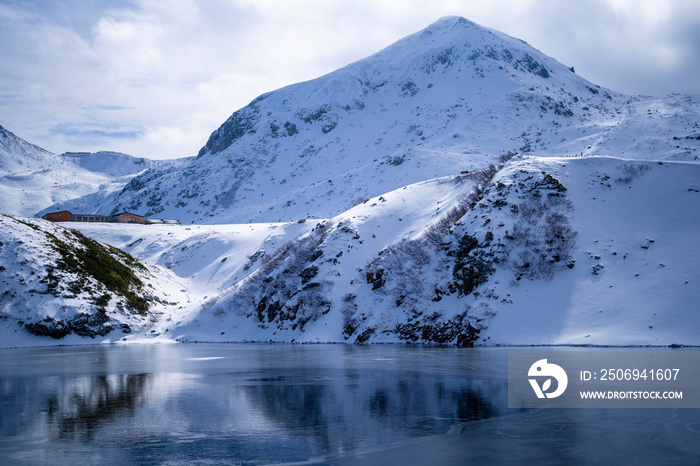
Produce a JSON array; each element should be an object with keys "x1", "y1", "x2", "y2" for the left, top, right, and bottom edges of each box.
[{"x1": 1, "y1": 345, "x2": 698, "y2": 465}]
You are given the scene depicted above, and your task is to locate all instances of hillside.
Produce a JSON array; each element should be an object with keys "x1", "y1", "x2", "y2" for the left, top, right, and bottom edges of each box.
[
  {"x1": 0, "y1": 215, "x2": 182, "y2": 346},
  {"x1": 61, "y1": 155, "x2": 699, "y2": 346},
  {"x1": 0, "y1": 124, "x2": 180, "y2": 218},
  {"x1": 60, "y1": 151, "x2": 181, "y2": 178},
  {"x1": 169, "y1": 156, "x2": 699, "y2": 345},
  {"x1": 3, "y1": 153, "x2": 698, "y2": 346},
  {"x1": 50, "y1": 16, "x2": 700, "y2": 225},
  {"x1": 0, "y1": 124, "x2": 57, "y2": 173}
]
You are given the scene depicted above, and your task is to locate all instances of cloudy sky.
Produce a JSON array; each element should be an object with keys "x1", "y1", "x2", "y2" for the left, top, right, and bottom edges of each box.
[{"x1": 1, "y1": 0, "x2": 699, "y2": 160}]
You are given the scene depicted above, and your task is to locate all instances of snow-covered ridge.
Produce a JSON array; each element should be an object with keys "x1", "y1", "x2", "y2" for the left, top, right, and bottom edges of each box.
[
  {"x1": 60, "y1": 151, "x2": 182, "y2": 178},
  {"x1": 0, "y1": 125, "x2": 184, "y2": 218},
  {"x1": 0, "y1": 124, "x2": 56, "y2": 173}
]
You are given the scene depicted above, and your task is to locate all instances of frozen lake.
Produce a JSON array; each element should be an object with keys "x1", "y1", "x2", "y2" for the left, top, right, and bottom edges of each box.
[{"x1": 0, "y1": 344, "x2": 698, "y2": 464}]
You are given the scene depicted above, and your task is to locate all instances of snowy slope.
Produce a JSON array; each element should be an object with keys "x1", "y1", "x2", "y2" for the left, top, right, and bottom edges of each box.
[
  {"x1": 65, "y1": 155, "x2": 697, "y2": 347},
  {"x1": 0, "y1": 124, "x2": 101, "y2": 217},
  {"x1": 0, "y1": 215, "x2": 183, "y2": 347},
  {"x1": 10, "y1": 153, "x2": 699, "y2": 347},
  {"x1": 175, "y1": 156, "x2": 699, "y2": 346},
  {"x1": 65, "y1": 16, "x2": 700, "y2": 225},
  {"x1": 0, "y1": 125, "x2": 181, "y2": 217},
  {"x1": 73, "y1": 166, "x2": 498, "y2": 343},
  {"x1": 33, "y1": 152, "x2": 185, "y2": 220},
  {"x1": 0, "y1": 124, "x2": 56, "y2": 173},
  {"x1": 60, "y1": 151, "x2": 181, "y2": 178},
  {"x1": 482, "y1": 156, "x2": 700, "y2": 345},
  {"x1": 172, "y1": 167, "x2": 498, "y2": 344},
  {"x1": 70, "y1": 221, "x2": 316, "y2": 304}
]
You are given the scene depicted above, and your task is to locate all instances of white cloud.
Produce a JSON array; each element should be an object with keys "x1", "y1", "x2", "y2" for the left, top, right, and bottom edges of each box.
[{"x1": 1, "y1": 0, "x2": 698, "y2": 159}]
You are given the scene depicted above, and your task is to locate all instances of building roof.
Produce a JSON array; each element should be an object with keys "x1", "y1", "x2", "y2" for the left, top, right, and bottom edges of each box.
[
  {"x1": 111, "y1": 212, "x2": 145, "y2": 218},
  {"x1": 43, "y1": 210, "x2": 71, "y2": 215}
]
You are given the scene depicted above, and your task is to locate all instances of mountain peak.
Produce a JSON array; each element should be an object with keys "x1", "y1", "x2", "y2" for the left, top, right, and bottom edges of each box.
[
  {"x1": 195, "y1": 17, "x2": 568, "y2": 156},
  {"x1": 423, "y1": 15, "x2": 478, "y2": 31}
]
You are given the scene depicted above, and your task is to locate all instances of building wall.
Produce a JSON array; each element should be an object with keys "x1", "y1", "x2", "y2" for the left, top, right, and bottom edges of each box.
[
  {"x1": 111, "y1": 213, "x2": 145, "y2": 224},
  {"x1": 73, "y1": 214, "x2": 110, "y2": 222},
  {"x1": 42, "y1": 211, "x2": 161, "y2": 225},
  {"x1": 42, "y1": 211, "x2": 72, "y2": 222}
]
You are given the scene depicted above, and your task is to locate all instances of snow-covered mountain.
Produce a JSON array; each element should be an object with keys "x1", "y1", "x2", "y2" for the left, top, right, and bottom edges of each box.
[
  {"x1": 0, "y1": 124, "x2": 87, "y2": 217},
  {"x1": 60, "y1": 151, "x2": 180, "y2": 178},
  {"x1": 0, "y1": 124, "x2": 57, "y2": 173},
  {"x1": 55, "y1": 16, "x2": 700, "y2": 225},
  {"x1": 0, "y1": 124, "x2": 181, "y2": 217},
  {"x1": 60, "y1": 154, "x2": 699, "y2": 346},
  {"x1": 171, "y1": 155, "x2": 700, "y2": 346},
  {"x1": 1, "y1": 16, "x2": 699, "y2": 347}
]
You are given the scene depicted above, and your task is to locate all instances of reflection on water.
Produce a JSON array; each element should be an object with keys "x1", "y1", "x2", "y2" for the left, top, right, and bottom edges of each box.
[
  {"x1": 0, "y1": 344, "x2": 512, "y2": 465},
  {"x1": 48, "y1": 374, "x2": 150, "y2": 441},
  {"x1": 1, "y1": 345, "x2": 698, "y2": 465},
  {"x1": 240, "y1": 370, "x2": 502, "y2": 455}
]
